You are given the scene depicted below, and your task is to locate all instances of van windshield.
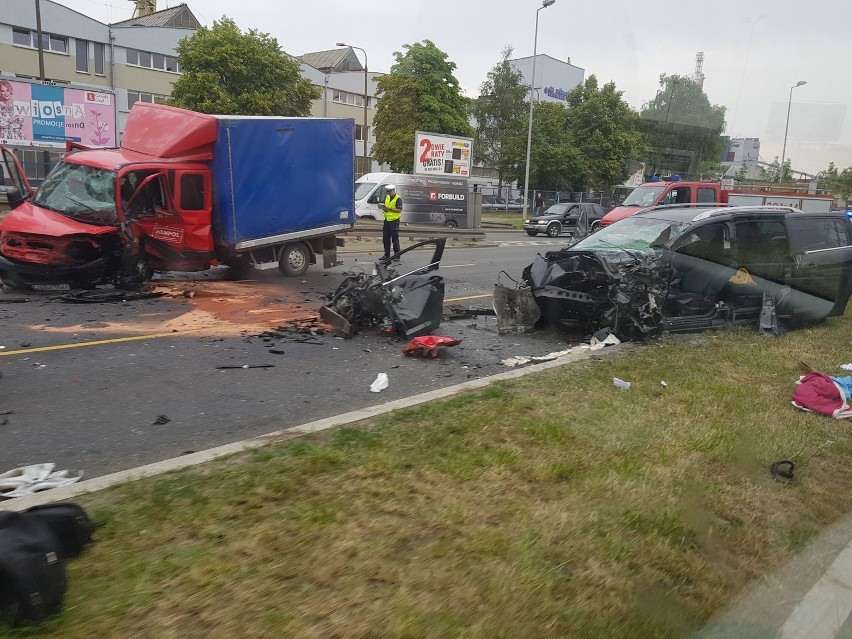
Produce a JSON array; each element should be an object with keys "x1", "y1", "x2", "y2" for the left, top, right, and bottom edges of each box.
[
  {"x1": 355, "y1": 182, "x2": 376, "y2": 201},
  {"x1": 33, "y1": 161, "x2": 118, "y2": 226},
  {"x1": 622, "y1": 185, "x2": 667, "y2": 208}
]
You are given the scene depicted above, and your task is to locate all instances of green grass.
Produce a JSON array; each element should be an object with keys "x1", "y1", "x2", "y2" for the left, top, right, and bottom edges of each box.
[
  {"x1": 10, "y1": 317, "x2": 852, "y2": 638},
  {"x1": 482, "y1": 212, "x2": 525, "y2": 229}
]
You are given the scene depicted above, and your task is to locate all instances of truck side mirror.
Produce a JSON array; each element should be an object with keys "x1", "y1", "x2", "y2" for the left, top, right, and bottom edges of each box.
[{"x1": 5, "y1": 187, "x2": 27, "y2": 210}]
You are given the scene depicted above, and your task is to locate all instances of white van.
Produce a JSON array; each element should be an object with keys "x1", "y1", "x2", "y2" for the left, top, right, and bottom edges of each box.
[{"x1": 354, "y1": 172, "x2": 469, "y2": 228}]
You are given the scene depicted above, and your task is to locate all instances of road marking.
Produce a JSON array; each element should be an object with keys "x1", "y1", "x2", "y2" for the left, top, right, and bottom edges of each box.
[
  {"x1": 1, "y1": 293, "x2": 495, "y2": 358},
  {"x1": 444, "y1": 294, "x2": 493, "y2": 303},
  {"x1": 0, "y1": 330, "x2": 201, "y2": 357},
  {"x1": 441, "y1": 263, "x2": 476, "y2": 269}
]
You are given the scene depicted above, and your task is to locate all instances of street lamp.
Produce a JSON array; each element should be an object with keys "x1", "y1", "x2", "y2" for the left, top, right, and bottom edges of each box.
[
  {"x1": 780, "y1": 80, "x2": 807, "y2": 183},
  {"x1": 336, "y1": 43, "x2": 369, "y2": 174},
  {"x1": 522, "y1": 0, "x2": 556, "y2": 217}
]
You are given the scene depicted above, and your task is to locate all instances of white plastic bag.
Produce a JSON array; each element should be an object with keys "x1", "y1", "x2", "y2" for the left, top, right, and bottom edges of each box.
[{"x1": 370, "y1": 373, "x2": 389, "y2": 393}]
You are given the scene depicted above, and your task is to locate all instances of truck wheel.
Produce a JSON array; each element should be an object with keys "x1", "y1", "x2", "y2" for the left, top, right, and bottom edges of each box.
[
  {"x1": 278, "y1": 243, "x2": 310, "y2": 277},
  {"x1": 546, "y1": 223, "x2": 561, "y2": 238},
  {"x1": 526, "y1": 231, "x2": 538, "y2": 237},
  {"x1": 444, "y1": 220, "x2": 458, "y2": 229}
]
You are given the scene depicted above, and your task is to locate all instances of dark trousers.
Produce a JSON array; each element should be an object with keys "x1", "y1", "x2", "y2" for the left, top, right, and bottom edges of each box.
[{"x1": 383, "y1": 219, "x2": 401, "y2": 258}]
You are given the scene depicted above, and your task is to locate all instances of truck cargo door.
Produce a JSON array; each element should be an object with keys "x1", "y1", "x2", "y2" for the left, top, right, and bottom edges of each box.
[{"x1": 1, "y1": 146, "x2": 34, "y2": 203}]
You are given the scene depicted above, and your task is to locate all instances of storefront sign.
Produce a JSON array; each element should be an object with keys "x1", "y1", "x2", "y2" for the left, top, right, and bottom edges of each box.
[{"x1": 0, "y1": 79, "x2": 116, "y2": 148}]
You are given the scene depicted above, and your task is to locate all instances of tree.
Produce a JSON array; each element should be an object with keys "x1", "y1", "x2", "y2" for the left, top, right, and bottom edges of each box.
[
  {"x1": 471, "y1": 47, "x2": 528, "y2": 188},
  {"x1": 524, "y1": 102, "x2": 581, "y2": 192},
  {"x1": 167, "y1": 17, "x2": 319, "y2": 116},
  {"x1": 564, "y1": 75, "x2": 642, "y2": 191},
  {"x1": 639, "y1": 74, "x2": 727, "y2": 178},
  {"x1": 373, "y1": 40, "x2": 472, "y2": 173},
  {"x1": 822, "y1": 162, "x2": 852, "y2": 201},
  {"x1": 760, "y1": 156, "x2": 793, "y2": 183}
]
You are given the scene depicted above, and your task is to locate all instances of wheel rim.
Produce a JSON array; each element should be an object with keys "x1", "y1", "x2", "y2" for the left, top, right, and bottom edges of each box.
[
  {"x1": 548, "y1": 225, "x2": 559, "y2": 237},
  {"x1": 288, "y1": 248, "x2": 306, "y2": 272}
]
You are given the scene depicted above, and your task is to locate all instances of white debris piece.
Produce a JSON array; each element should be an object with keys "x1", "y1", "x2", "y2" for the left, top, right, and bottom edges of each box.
[
  {"x1": 369, "y1": 372, "x2": 389, "y2": 393},
  {"x1": 613, "y1": 378, "x2": 632, "y2": 390},
  {"x1": 502, "y1": 333, "x2": 621, "y2": 367},
  {"x1": 841, "y1": 364, "x2": 852, "y2": 371},
  {"x1": 0, "y1": 463, "x2": 83, "y2": 499},
  {"x1": 590, "y1": 333, "x2": 621, "y2": 350},
  {"x1": 661, "y1": 380, "x2": 668, "y2": 387}
]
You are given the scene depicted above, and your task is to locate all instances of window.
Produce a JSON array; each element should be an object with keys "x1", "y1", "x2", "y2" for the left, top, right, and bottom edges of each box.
[
  {"x1": 75, "y1": 39, "x2": 89, "y2": 72},
  {"x1": 127, "y1": 90, "x2": 166, "y2": 110},
  {"x1": 152, "y1": 53, "x2": 165, "y2": 70},
  {"x1": 332, "y1": 89, "x2": 365, "y2": 107},
  {"x1": 661, "y1": 187, "x2": 692, "y2": 205},
  {"x1": 126, "y1": 48, "x2": 138, "y2": 65},
  {"x1": 139, "y1": 51, "x2": 151, "y2": 67},
  {"x1": 697, "y1": 187, "x2": 716, "y2": 204},
  {"x1": 13, "y1": 28, "x2": 67, "y2": 53},
  {"x1": 180, "y1": 174, "x2": 205, "y2": 210},
  {"x1": 355, "y1": 124, "x2": 369, "y2": 142},
  {"x1": 49, "y1": 34, "x2": 67, "y2": 53},
  {"x1": 126, "y1": 48, "x2": 179, "y2": 73},
  {"x1": 94, "y1": 42, "x2": 105, "y2": 75},
  {"x1": 788, "y1": 217, "x2": 852, "y2": 253},
  {"x1": 13, "y1": 28, "x2": 31, "y2": 46},
  {"x1": 165, "y1": 56, "x2": 178, "y2": 72}
]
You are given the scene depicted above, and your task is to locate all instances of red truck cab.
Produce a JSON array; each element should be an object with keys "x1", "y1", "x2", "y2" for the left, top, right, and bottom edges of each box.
[{"x1": 600, "y1": 180, "x2": 721, "y2": 228}]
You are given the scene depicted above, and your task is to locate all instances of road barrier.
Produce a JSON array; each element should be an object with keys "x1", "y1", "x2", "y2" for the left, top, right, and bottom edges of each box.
[{"x1": 346, "y1": 221, "x2": 486, "y2": 242}]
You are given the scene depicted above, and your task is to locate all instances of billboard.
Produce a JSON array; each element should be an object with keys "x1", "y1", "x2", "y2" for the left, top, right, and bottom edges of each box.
[
  {"x1": 414, "y1": 131, "x2": 473, "y2": 177},
  {"x1": 723, "y1": 137, "x2": 760, "y2": 165},
  {"x1": 0, "y1": 79, "x2": 116, "y2": 148}
]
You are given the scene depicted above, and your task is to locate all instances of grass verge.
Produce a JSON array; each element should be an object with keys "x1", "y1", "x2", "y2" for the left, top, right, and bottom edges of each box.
[{"x1": 11, "y1": 316, "x2": 852, "y2": 638}]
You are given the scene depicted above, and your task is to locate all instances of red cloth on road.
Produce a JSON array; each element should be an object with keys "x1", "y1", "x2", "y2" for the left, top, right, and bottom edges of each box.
[{"x1": 402, "y1": 336, "x2": 461, "y2": 358}]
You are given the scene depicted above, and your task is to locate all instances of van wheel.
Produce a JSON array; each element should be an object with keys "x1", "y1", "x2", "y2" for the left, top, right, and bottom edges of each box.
[
  {"x1": 526, "y1": 231, "x2": 538, "y2": 236},
  {"x1": 278, "y1": 242, "x2": 310, "y2": 277},
  {"x1": 546, "y1": 223, "x2": 561, "y2": 238},
  {"x1": 444, "y1": 220, "x2": 458, "y2": 229},
  {"x1": 590, "y1": 220, "x2": 601, "y2": 232}
]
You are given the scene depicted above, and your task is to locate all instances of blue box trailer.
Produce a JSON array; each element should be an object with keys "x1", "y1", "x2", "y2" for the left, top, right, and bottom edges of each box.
[{"x1": 210, "y1": 115, "x2": 356, "y2": 275}]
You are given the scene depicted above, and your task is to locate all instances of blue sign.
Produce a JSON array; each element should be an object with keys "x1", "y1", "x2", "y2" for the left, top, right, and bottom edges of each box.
[{"x1": 544, "y1": 86, "x2": 570, "y2": 102}]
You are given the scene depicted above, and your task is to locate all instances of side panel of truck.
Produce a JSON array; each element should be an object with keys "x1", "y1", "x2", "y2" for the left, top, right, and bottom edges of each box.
[
  {"x1": 210, "y1": 117, "x2": 355, "y2": 249},
  {"x1": 727, "y1": 192, "x2": 833, "y2": 213}
]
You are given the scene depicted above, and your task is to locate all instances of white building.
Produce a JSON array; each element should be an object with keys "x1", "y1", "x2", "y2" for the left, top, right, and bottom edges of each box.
[{"x1": 509, "y1": 54, "x2": 585, "y2": 104}]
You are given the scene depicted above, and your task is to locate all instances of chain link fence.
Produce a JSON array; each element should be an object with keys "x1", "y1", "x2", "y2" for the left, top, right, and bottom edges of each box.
[{"x1": 477, "y1": 186, "x2": 627, "y2": 214}]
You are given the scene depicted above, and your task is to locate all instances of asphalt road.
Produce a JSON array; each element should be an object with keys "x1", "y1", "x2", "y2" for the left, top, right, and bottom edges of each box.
[{"x1": 0, "y1": 232, "x2": 574, "y2": 479}]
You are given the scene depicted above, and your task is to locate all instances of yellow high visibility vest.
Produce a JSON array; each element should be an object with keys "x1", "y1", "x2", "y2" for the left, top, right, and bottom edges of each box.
[{"x1": 384, "y1": 193, "x2": 402, "y2": 222}]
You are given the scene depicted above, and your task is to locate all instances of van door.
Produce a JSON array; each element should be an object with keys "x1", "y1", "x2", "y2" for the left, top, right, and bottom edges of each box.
[
  {"x1": 1, "y1": 146, "x2": 34, "y2": 205},
  {"x1": 121, "y1": 168, "x2": 214, "y2": 270}
]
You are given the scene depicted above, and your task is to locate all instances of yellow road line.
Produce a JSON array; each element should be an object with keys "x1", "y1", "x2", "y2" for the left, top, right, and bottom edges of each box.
[
  {"x1": 0, "y1": 331, "x2": 200, "y2": 357},
  {"x1": 444, "y1": 294, "x2": 493, "y2": 303},
  {"x1": 0, "y1": 294, "x2": 495, "y2": 357}
]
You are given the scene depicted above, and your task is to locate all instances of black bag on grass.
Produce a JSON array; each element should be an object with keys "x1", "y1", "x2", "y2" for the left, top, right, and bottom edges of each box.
[
  {"x1": 25, "y1": 504, "x2": 94, "y2": 559},
  {"x1": 0, "y1": 511, "x2": 67, "y2": 626}
]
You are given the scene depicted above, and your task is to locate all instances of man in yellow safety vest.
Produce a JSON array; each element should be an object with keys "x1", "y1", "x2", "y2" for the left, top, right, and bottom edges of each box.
[{"x1": 380, "y1": 184, "x2": 403, "y2": 260}]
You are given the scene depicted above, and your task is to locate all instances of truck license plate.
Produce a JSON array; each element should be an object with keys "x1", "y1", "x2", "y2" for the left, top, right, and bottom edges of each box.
[{"x1": 32, "y1": 283, "x2": 71, "y2": 291}]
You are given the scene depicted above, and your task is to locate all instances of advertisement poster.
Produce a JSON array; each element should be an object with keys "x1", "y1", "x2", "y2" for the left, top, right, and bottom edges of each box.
[
  {"x1": 0, "y1": 79, "x2": 115, "y2": 148},
  {"x1": 414, "y1": 131, "x2": 473, "y2": 177}
]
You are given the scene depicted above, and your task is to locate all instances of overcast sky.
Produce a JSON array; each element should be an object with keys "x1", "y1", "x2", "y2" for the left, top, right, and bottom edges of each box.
[{"x1": 54, "y1": 0, "x2": 852, "y2": 174}]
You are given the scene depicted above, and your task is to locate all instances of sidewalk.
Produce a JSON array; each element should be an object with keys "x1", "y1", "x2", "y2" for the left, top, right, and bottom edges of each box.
[{"x1": 697, "y1": 510, "x2": 852, "y2": 638}]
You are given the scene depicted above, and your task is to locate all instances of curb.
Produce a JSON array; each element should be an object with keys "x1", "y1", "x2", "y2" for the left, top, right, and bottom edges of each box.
[{"x1": 1, "y1": 345, "x2": 624, "y2": 511}]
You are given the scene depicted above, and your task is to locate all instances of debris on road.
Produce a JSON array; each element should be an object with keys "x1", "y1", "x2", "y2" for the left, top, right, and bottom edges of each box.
[
  {"x1": 256, "y1": 317, "x2": 327, "y2": 345},
  {"x1": 268, "y1": 349, "x2": 285, "y2": 355},
  {"x1": 0, "y1": 463, "x2": 83, "y2": 499},
  {"x1": 370, "y1": 373, "x2": 389, "y2": 393},
  {"x1": 216, "y1": 364, "x2": 275, "y2": 370},
  {"x1": 492, "y1": 271, "x2": 541, "y2": 334},
  {"x1": 152, "y1": 415, "x2": 171, "y2": 425},
  {"x1": 0, "y1": 298, "x2": 29, "y2": 304},
  {"x1": 501, "y1": 331, "x2": 621, "y2": 368},
  {"x1": 403, "y1": 335, "x2": 461, "y2": 358},
  {"x1": 59, "y1": 289, "x2": 165, "y2": 303},
  {"x1": 445, "y1": 306, "x2": 496, "y2": 320},
  {"x1": 321, "y1": 239, "x2": 446, "y2": 338}
]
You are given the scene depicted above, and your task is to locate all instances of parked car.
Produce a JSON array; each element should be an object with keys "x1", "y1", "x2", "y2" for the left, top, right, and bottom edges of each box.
[
  {"x1": 522, "y1": 204, "x2": 852, "y2": 339},
  {"x1": 523, "y1": 202, "x2": 606, "y2": 237},
  {"x1": 483, "y1": 197, "x2": 523, "y2": 213}
]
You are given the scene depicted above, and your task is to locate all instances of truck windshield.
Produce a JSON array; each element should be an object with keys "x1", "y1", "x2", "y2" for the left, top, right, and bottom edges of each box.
[
  {"x1": 622, "y1": 185, "x2": 667, "y2": 208},
  {"x1": 32, "y1": 162, "x2": 118, "y2": 226},
  {"x1": 355, "y1": 182, "x2": 376, "y2": 200}
]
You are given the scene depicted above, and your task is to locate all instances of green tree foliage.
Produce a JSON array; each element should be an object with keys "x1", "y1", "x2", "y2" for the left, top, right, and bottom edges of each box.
[
  {"x1": 823, "y1": 162, "x2": 852, "y2": 201},
  {"x1": 639, "y1": 74, "x2": 727, "y2": 177},
  {"x1": 471, "y1": 47, "x2": 528, "y2": 188},
  {"x1": 564, "y1": 76, "x2": 642, "y2": 191},
  {"x1": 525, "y1": 102, "x2": 581, "y2": 191},
  {"x1": 760, "y1": 156, "x2": 793, "y2": 183},
  {"x1": 167, "y1": 17, "x2": 319, "y2": 116},
  {"x1": 373, "y1": 40, "x2": 473, "y2": 173}
]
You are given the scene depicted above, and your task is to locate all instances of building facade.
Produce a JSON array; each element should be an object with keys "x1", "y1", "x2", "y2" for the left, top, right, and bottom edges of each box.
[
  {"x1": 509, "y1": 54, "x2": 585, "y2": 104},
  {"x1": 0, "y1": 0, "x2": 197, "y2": 180}
]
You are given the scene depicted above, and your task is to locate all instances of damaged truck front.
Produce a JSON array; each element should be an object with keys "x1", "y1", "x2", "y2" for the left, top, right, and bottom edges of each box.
[
  {"x1": 0, "y1": 103, "x2": 354, "y2": 290},
  {"x1": 522, "y1": 206, "x2": 852, "y2": 339}
]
